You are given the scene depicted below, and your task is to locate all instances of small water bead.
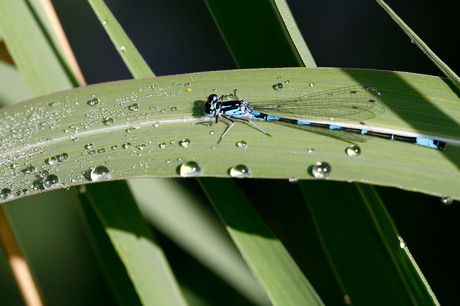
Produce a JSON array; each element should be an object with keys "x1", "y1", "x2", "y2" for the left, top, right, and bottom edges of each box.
[
  {"x1": 71, "y1": 136, "x2": 79, "y2": 142},
  {"x1": 11, "y1": 163, "x2": 19, "y2": 169},
  {"x1": 126, "y1": 127, "x2": 134, "y2": 133},
  {"x1": 43, "y1": 174, "x2": 61, "y2": 189},
  {"x1": 159, "y1": 143, "x2": 167, "y2": 149},
  {"x1": 441, "y1": 197, "x2": 453, "y2": 205},
  {"x1": 90, "y1": 166, "x2": 111, "y2": 181},
  {"x1": 98, "y1": 148, "x2": 106, "y2": 154},
  {"x1": 58, "y1": 153, "x2": 69, "y2": 162},
  {"x1": 165, "y1": 159, "x2": 171, "y2": 164},
  {"x1": 88, "y1": 150, "x2": 96, "y2": 155},
  {"x1": 309, "y1": 82, "x2": 315, "y2": 87},
  {"x1": 346, "y1": 145, "x2": 361, "y2": 156},
  {"x1": 120, "y1": 46, "x2": 127, "y2": 52},
  {"x1": 129, "y1": 103, "x2": 139, "y2": 111},
  {"x1": 0, "y1": 188, "x2": 14, "y2": 201},
  {"x1": 122, "y1": 143, "x2": 132, "y2": 149},
  {"x1": 273, "y1": 83, "x2": 284, "y2": 91},
  {"x1": 111, "y1": 145, "x2": 118, "y2": 150},
  {"x1": 46, "y1": 156, "x2": 58, "y2": 165},
  {"x1": 398, "y1": 236, "x2": 406, "y2": 249},
  {"x1": 40, "y1": 170, "x2": 49, "y2": 178},
  {"x1": 209, "y1": 131, "x2": 215, "y2": 135},
  {"x1": 180, "y1": 139, "x2": 190, "y2": 148},
  {"x1": 288, "y1": 177, "x2": 299, "y2": 183},
  {"x1": 285, "y1": 80, "x2": 290, "y2": 84},
  {"x1": 102, "y1": 20, "x2": 107, "y2": 25},
  {"x1": 236, "y1": 141, "x2": 247, "y2": 149},
  {"x1": 311, "y1": 161, "x2": 332, "y2": 179},
  {"x1": 103, "y1": 118, "x2": 114, "y2": 126},
  {"x1": 138, "y1": 144, "x2": 147, "y2": 150},
  {"x1": 308, "y1": 148, "x2": 314, "y2": 153},
  {"x1": 87, "y1": 98, "x2": 99, "y2": 106},
  {"x1": 177, "y1": 157, "x2": 183, "y2": 162},
  {"x1": 170, "y1": 106, "x2": 177, "y2": 111},
  {"x1": 229, "y1": 165, "x2": 251, "y2": 178},
  {"x1": 180, "y1": 161, "x2": 203, "y2": 177},
  {"x1": 85, "y1": 143, "x2": 94, "y2": 150},
  {"x1": 153, "y1": 122, "x2": 160, "y2": 128}
]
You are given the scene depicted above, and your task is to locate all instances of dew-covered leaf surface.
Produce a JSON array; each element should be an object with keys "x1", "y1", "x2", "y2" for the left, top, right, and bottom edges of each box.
[{"x1": 1, "y1": 68, "x2": 459, "y2": 203}]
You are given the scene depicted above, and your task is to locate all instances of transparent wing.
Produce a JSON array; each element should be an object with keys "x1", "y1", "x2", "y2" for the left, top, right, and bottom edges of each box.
[{"x1": 251, "y1": 85, "x2": 384, "y2": 121}]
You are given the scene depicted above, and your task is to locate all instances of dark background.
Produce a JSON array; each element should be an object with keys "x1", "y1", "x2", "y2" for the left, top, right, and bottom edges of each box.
[{"x1": 15, "y1": 0, "x2": 460, "y2": 305}]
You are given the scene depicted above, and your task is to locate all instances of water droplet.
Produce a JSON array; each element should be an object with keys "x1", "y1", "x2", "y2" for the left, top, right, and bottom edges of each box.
[
  {"x1": 129, "y1": 103, "x2": 139, "y2": 111},
  {"x1": 0, "y1": 188, "x2": 14, "y2": 201},
  {"x1": 103, "y1": 118, "x2": 114, "y2": 126},
  {"x1": 102, "y1": 20, "x2": 107, "y2": 25},
  {"x1": 165, "y1": 159, "x2": 171, "y2": 164},
  {"x1": 170, "y1": 106, "x2": 177, "y2": 111},
  {"x1": 11, "y1": 163, "x2": 19, "y2": 169},
  {"x1": 87, "y1": 98, "x2": 99, "y2": 106},
  {"x1": 58, "y1": 153, "x2": 69, "y2": 162},
  {"x1": 346, "y1": 145, "x2": 361, "y2": 156},
  {"x1": 85, "y1": 143, "x2": 94, "y2": 150},
  {"x1": 122, "y1": 143, "x2": 132, "y2": 149},
  {"x1": 398, "y1": 236, "x2": 406, "y2": 248},
  {"x1": 111, "y1": 145, "x2": 118, "y2": 150},
  {"x1": 410, "y1": 39, "x2": 414, "y2": 44},
  {"x1": 97, "y1": 148, "x2": 106, "y2": 153},
  {"x1": 308, "y1": 148, "x2": 314, "y2": 153},
  {"x1": 153, "y1": 122, "x2": 160, "y2": 128},
  {"x1": 229, "y1": 165, "x2": 251, "y2": 178},
  {"x1": 90, "y1": 166, "x2": 111, "y2": 181},
  {"x1": 159, "y1": 143, "x2": 167, "y2": 149},
  {"x1": 309, "y1": 82, "x2": 315, "y2": 87},
  {"x1": 43, "y1": 174, "x2": 61, "y2": 189},
  {"x1": 289, "y1": 177, "x2": 299, "y2": 183},
  {"x1": 209, "y1": 131, "x2": 215, "y2": 135},
  {"x1": 273, "y1": 83, "x2": 284, "y2": 90},
  {"x1": 71, "y1": 136, "x2": 79, "y2": 142},
  {"x1": 126, "y1": 127, "x2": 134, "y2": 133},
  {"x1": 120, "y1": 46, "x2": 127, "y2": 52},
  {"x1": 46, "y1": 156, "x2": 58, "y2": 165},
  {"x1": 236, "y1": 141, "x2": 247, "y2": 149},
  {"x1": 441, "y1": 196, "x2": 453, "y2": 205},
  {"x1": 40, "y1": 170, "x2": 49, "y2": 178},
  {"x1": 180, "y1": 161, "x2": 203, "y2": 177},
  {"x1": 311, "y1": 161, "x2": 331, "y2": 178},
  {"x1": 180, "y1": 139, "x2": 190, "y2": 148},
  {"x1": 177, "y1": 157, "x2": 183, "y2": 162}
]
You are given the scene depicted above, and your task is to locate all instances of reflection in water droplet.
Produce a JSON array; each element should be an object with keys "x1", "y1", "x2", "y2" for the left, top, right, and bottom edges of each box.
[
  {"x1": 230, "y1": 165, "x2": 251, "y2": 178},
  {"x1": 273, "y1": 83, "x2": 283, "y2": 90},
  {"x1": 289, "y1": 177, "x2": 299, "y2": 183},
  {"x1": 91, "y1": 166, "x2": 111, "y2": 181},
  {"x1": 441, "y1": 197, "x2": 453, "y2": 205},
  {"x1": 180, "y1": 161, "x2": 202, "y2": 177},
  {"x1": 236, "y1": 141, "x2": 247, "y2": 149},
  {"x1": 180, "y1": 139, "x2": 190, "y2": 148},
  {"x1": 346, "y1": 145, "x2": 361, "y2": 156},
  {"x1": 87, "y1": 98, "x2": 99, "y2": 106},
  {"x1": 103, "y1": 118, "x2": 114, "y2": 126},
  {"x1": 40, "y1": 170, "x2": 49, "y2": 178},
  {"x1": 0, "y1": 188, "x2": 14, "y2": 201},
  {"x1": 129, "y1": 103, "x2": 139, "y2": 111},
  {"x1": 311, "y1": 161, "x2": 331, "y2": 178},
  {"x1": 58, "y1": 153, "x2": 69, "y2": 162},
  {"x1": 46, "y1": 156, "x2": 58, "y2": 165},
  {"x1": 43, "y1": 174, "x2": 61, "y2": 189}
]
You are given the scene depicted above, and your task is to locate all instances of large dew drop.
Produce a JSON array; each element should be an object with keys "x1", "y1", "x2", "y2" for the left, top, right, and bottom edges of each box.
[
  {"x1": 311, "y1": 161, "x2": 331, "y2": 179},
  {"x1": 43, "y1": 174, "x2": 61, "y2": 189},
  {"x1": 180, "y1": 161, "x2": 202, "y2": 177},
  {"x1": 90, "y1": 166, "x2": 111, "y2": 181},
  {"x1": 229, "y1": 165, "x2": 251, "y2": 178}
]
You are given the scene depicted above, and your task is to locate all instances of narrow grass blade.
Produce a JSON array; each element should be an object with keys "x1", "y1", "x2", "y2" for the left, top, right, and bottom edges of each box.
[
  {"x1": 300, "y1": 181, "x2": 439, "y2": 305},
  {"x1": 87, "y1": 0, "x2": 154, "y2": 79},
  {"x1": 204, "y1": 0, "x2": 315, "y2": 68},
  {"x1": 199, "y1": 177, "x2": 324, "y2": 306},
  {"x1": 0, "y1": 0, "x2": 76, "y2": 95},
  {"x1": 376, "y1": 0, "x2": 460, "y2": 91},
  {"x1": 128, "y1": 178, "x2": 269, "y2": 306},
  {"x1": 81, "y1": 181, "x2": 187, "y2": 306}
]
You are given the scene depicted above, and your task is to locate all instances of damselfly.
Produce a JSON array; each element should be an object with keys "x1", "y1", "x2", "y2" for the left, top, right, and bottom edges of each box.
[{"x1": 203, "y1": 85, "x2": 446, "y2": 150}]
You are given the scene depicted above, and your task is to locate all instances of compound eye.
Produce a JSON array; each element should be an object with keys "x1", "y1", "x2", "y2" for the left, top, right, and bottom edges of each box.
[{"x1": 207, "y1": 94, "x2": 218, "y2": 103}]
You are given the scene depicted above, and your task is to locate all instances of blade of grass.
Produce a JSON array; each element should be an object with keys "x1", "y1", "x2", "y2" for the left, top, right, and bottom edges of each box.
[
  {"x1": 80, "y1": 181, "x2": 187, "y2": 305},
  {"x1": 128, "y1": 178, "x2": 269, "y2": 306},
  {"x1": 0, "y1": 0, "x2": 76, "y2": 94},
  {"x1": 300, "y1": 181, "x2": 439, "y2": 305},
  {"x1": 376, "y1": 0, "x2": 460, "y2": 91},
  {"x1": 199, "y1": 177, "x2": 324, "y2": 306},
  {"x1": 87, "y1": 0, "x2": 154, "y2": 79},
  {"x1": 0, "y1": 68, "x2": 458, "y2": 200}
]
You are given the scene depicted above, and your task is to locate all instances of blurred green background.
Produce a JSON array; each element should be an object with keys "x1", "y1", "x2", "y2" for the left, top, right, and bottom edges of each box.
[{"x1": 1, "y1": 0, "x2": 459, "y2": 305}]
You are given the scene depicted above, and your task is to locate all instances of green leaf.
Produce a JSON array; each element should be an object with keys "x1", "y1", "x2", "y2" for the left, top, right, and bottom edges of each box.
[
  {"x1": 0, "y1": 0, "x2": 76, "y2": 95},
  {"x1": 199, "y1": 177, "x2": 324, "y2": 305},
  {"x1": 301, "y1": 181, "x2": 439, "y2": 305},
  {"x1": 376, "y1": 0, "x2": 460, "y2": 91},
  {"x1": 87, "y1": 0, "x2": 154, "y2": 79},
  {"x1": 81, "y1": 181, "x2": 187, "y2": 305},
  {"x1": 0, "y1": 68, "x2": 458, "y2": 199},
  {"x1": 204, "y1": 0, "x2": 315, "y2": 68}
]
